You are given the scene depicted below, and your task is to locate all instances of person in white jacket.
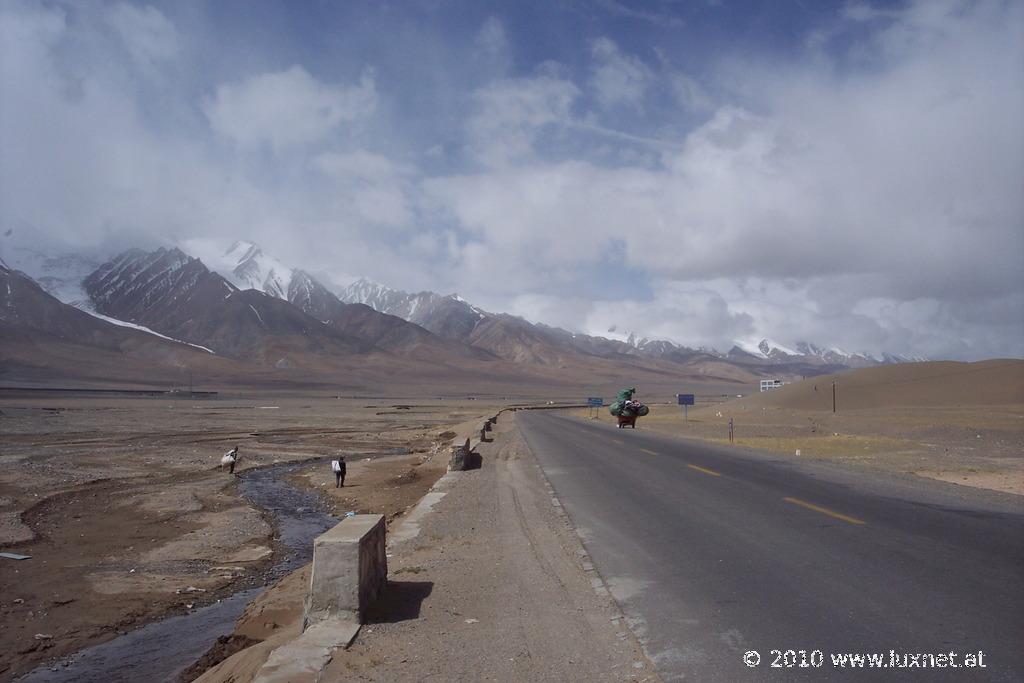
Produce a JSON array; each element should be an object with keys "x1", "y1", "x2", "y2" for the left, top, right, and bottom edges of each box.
[{"x1": 221, "y1": 446, "x2": 239, "y2": 474}]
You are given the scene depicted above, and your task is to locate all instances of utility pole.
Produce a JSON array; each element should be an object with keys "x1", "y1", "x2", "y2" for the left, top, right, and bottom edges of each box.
[{"x1": 832, "y1": 380, "x2": 836, "y2": 414}]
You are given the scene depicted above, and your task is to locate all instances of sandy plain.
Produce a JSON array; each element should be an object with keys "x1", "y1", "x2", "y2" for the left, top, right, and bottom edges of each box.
[
  {"x1": 574, "y1": 360, "x2": 1024, "y2": 496},
  {"x1": 0, "y1": 391, "x2": 500, "y2": 681}
]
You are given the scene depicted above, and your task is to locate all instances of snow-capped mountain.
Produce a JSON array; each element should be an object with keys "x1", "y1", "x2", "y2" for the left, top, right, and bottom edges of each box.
[
  {"x1": 4, "y1": 236, "x2": 927, "y2": 374},
  {"x1": 286, "y1": 269, "x2": 345, "y2": 322},
  {"x1": 340, "y1": 278, "x2": 412, "y2": 314},
  {"x1": 0, "y1": 261, "x2": 220, "y2": 363},
  {"x1": 176, "y1": 243, "x2": 489, "y2": 358},
  {"x1": 214, "y1": 241, "x2": 294, "y2": 298},
  {"x1": 602, "y1": 326, "x2": 713, "y2": 358},
  {"x1": 76, "y1": 246, "x2": 495, "y2": 364},
  {"x1": 794, "y1": 342, "x2": 878, "y2": 367},
  {"x1": 731, "y1": 338, "x2": 803, "y2": 361},
  {"x1": 339, "y1": 278, "x2": 927, "y2": 370},
  {"x1": 84, "y1": 247, "x2": 236, "y2": 330},
  {"x1": 339, "y1": 278, "x2": 489, "y2": 341},
  {"x1": 0, "y1": 245, "x2": 105, "y2": 308},
  {"x1": 57, "y1": 237, "x2": 923, "y2": 370},
  {"x1": 184, "y1": 241, "x2": 346, "y2": 321},
  {"x1": 82, "y1": 247, "x2": 373, "y2": 361}
]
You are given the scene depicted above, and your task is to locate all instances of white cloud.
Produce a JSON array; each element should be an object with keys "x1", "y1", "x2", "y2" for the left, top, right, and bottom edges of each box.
[
  {"x1": 842, "y1": 2, "x2": 898, "y2": 23},
  {"x1": 106, "y1": 3, "x2": 179, "y2": 66},
  {"x1": 595, "y1": 0, "x2": 684, "y2": 28},
  {"x1": 590, "y1": 38, "x2": 652, "y2": 109},
  {"x1": 314, "y1": 150, "x2": 416, "y2": 227},
  {"x1": 583, "y1": 282, "x2": 757, "y2": 349},
  {"x1": 314, "y1": 149, "x2": 414, "y2": 183},
  {"x1": 1, "y1": 2, "x2": 214, "y2": 248},
  {"x1": 202, "y1": 66, "x2": 377, "y2": 150},
  {"x1": 475, "y1": 16, "x2": 507, "y2": 57},
  {"x1": 1, "y1": 0, "x2": 1020, "y2": 360},
  {"x1": 467, "y1": 72, "x2": 580, "y2": 166},
  {"x1": 423, "y1": 1, "x2": 1023, "y2": 358},
  {"x1": 669, "y1": 72, "x2": 713, "y2": 112}
]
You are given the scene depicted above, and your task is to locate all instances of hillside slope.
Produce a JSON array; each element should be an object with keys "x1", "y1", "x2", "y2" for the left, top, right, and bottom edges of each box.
[{"x1": 749, "y1": 360, "x2": 1024, "y2": 410}]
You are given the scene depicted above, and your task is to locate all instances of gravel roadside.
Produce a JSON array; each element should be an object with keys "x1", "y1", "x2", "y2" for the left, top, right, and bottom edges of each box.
[
  {"x1": 198, "y1": 413, "x2": 659, "y2": 682},
  {"x1": 322, "y1": 414, "x2": 658, "y2": 681}
]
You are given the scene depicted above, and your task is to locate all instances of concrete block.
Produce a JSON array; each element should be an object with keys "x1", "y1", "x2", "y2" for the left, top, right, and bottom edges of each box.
[
  {"x1": 304, "y1": 514, "x2": 387, "y2": 628},
  {"x1": 254, "y1": 618, "x2": 360, "y2": 683},
  {"x1": 448, "y1": 438, "x2": 471, "y2": 471}
]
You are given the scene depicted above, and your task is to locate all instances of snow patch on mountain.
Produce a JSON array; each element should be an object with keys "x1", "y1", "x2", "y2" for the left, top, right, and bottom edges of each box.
[
  {"x1": 218, "y1": 241, "x2": 294, "y2": 297},
  {"x1": 337, "y1": 278, "x2": 495, "y2": 342},
  {"x1": 84, "y1": 310, "x2": 216, "y2": 353},
  {"x1": 0, "y1": 245, "x2": 105, "y2": 307},
  {"x1": 338, "y1": 278, "x2": 468, "y2": 323},
  {"x1": 747, "y1": 338, "x2": 801, "y2": 358},
  {"x1": 179, "y1": 239, "x2": 296, "y2": 298},
  {"x1": 603, "y1": 325, "x2": 700, "y2": 355}
]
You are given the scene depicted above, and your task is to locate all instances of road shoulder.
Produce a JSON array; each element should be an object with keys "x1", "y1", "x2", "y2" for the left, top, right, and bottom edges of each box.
[{"x1": 198, "y1": 413, "x2": 657, "y2": 682}]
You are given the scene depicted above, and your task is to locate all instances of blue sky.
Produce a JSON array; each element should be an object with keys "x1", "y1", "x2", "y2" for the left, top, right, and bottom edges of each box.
[{"x1": 1, "y1": 0, "x2": 1022, "y2": 359}]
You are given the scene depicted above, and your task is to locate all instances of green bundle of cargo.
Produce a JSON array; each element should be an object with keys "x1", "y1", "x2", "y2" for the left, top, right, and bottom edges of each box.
[{"x1": 609, "y1": 387, "x2": 649, "y2": 418}]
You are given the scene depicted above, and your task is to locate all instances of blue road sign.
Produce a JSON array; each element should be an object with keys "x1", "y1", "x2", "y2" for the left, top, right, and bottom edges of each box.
[
  {"x1": 587, "y1": 397, "x2": 604, "y2": 407},
  {"x1": 677, "y1": 394, "x2": 695, "y2": 406}
]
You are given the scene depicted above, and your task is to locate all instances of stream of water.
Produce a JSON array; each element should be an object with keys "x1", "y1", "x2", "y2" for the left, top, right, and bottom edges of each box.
[{"x1": 18, "y1": 460, "x2": 338, "y2": 683}]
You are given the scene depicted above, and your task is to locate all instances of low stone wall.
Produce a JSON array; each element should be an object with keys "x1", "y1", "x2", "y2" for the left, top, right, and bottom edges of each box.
[
  {"x1": 303, "y1": 514, "x2": 387, "y2": 628},
  {"x1": 448, "y1": 409, "x2": 511, "y2": 471}
]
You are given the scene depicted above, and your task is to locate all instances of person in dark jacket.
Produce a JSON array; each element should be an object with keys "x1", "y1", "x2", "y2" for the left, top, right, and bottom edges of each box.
[{"x1": 332, "y1": 456, "x2": 347, "y2": 488}]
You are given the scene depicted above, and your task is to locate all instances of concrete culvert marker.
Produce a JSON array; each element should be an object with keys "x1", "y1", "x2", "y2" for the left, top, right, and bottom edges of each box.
[{"x1": 254, "y1": 515, "x2": 387, "y2": 682}]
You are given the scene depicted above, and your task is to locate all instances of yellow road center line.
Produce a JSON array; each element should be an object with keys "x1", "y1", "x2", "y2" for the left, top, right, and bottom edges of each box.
[
  {"x1": 687, "y1": 464, "x2": 721, "y2": 477},
  {"x1": 641, "y1": 448, "x2": 659, "y2": 456},
  {"x1": 784, "y1": 497, "x2": 866, "y2": 526}
]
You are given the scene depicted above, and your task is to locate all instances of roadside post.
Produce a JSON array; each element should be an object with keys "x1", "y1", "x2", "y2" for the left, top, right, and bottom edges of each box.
[
  {"x1": 728, "y1": 418, "x2": 734, "y2": 443},
  {"x1": 587, "y1": 397, "x2": 603, "y2": 419},
  {"x1": 677, "y1": 393, "x2": 695, "y2": 422}
]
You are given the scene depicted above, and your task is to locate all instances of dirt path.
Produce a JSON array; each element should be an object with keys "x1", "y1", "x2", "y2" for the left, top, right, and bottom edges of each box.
[{"x1": 197, "y1": 415, "x2": 657, "y2": 682}]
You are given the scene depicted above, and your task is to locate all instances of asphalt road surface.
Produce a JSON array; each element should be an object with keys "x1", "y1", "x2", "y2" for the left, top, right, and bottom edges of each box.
[{"x1": 517, "y1": 411, "x2": 1024, "y2": 682}]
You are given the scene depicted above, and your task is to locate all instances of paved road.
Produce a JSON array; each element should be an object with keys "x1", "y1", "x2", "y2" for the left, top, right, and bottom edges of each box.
[{"x1": 517, "y1": 411, "x2": 1024, "y2": 681}]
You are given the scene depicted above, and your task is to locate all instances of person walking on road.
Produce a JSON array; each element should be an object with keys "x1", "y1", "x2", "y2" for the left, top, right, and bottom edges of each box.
[{"x1": 332, "y1": 456, "x2": 346, "y2": 488}]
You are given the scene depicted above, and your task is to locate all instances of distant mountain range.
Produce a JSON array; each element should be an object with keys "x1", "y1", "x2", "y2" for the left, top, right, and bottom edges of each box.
[
  {"x1": 335, "y1": 277, "x2": 923, "y2": 368},
  {"x1": 0, "y1": 240, "x2": 924, "y2": 390}
]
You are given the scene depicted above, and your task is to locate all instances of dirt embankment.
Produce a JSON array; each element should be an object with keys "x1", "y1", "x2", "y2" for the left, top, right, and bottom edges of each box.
[{"x1": 0, "y1": 394, "x2": 497, "y2": 681}]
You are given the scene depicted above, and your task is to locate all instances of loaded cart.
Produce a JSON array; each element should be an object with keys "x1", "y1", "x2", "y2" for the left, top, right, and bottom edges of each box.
[
  {"x1": 609, "y1": 387, "x2": 649, "y2": 429},
  {"x1": 617, "y1": 413, "x2": 638, "y2": 429}
]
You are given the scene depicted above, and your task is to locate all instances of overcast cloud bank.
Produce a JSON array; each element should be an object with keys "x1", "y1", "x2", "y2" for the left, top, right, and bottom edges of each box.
[{"x1": 1, "y1": 0, "x2": 1021, "y2": 360}]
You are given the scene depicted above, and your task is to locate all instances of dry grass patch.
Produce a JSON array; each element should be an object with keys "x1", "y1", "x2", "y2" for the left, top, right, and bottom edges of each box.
[{"x1": 566, "y1": 399, "x2": 1023, "y2": 495}]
